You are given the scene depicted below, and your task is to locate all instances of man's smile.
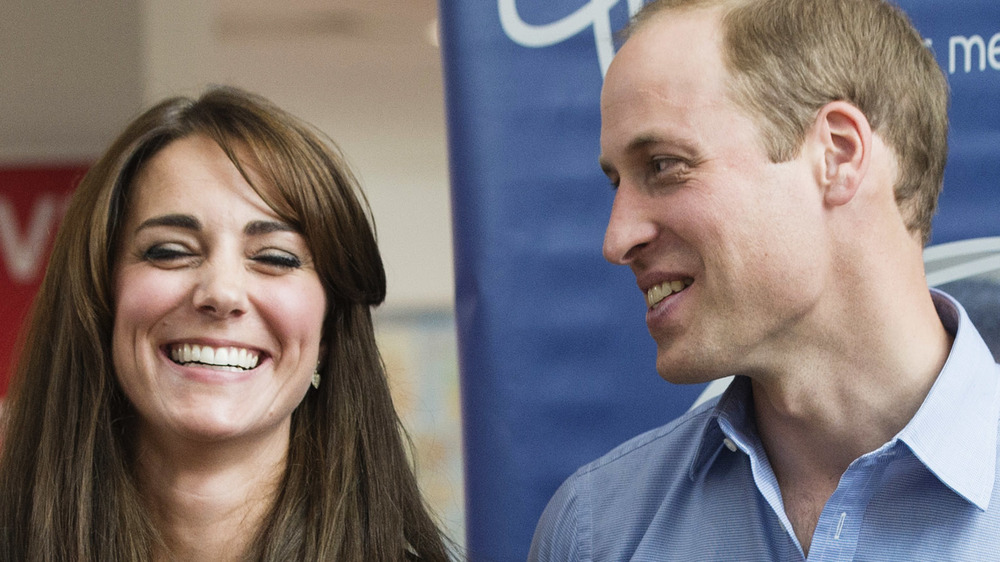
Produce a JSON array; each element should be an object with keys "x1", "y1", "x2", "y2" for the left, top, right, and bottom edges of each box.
[{"x1": 646, "y1": 278, "x2": 694, "y2": 308}]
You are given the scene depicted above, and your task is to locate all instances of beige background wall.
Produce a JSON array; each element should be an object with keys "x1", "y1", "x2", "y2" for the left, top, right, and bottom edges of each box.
[{"x1": 2, "y1": 0, "x2": 453, "y2": 309}]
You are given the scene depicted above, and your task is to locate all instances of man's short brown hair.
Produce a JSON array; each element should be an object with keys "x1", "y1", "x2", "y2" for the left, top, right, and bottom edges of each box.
[{"x1": 628, "y1": 0, "x2": 949, "y2": 245}]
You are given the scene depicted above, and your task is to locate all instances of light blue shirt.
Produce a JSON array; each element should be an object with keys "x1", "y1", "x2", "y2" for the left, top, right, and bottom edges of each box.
[{"x1": 530, "y1": 291, "x2": 1000, "y2": 561}]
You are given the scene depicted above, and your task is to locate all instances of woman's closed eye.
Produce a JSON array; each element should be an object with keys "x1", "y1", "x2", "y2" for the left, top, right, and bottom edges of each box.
[
  {"x1": 252, "y1": 249, "x2": 303, "y2": 271},
  {"x1": 143, "y1": 242, "x2": 197, "y2": 264}
]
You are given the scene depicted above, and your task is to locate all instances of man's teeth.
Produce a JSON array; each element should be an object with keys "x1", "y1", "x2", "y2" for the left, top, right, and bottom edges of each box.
[
  {"x1": 170, "y1": 344, "x2": 260, "y2": 371},
  {"x1": 646, "y1": 278, "x2": 694, "y2": 308}
]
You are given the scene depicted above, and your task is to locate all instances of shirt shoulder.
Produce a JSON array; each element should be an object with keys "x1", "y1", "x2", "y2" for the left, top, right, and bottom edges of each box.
[
  {"x1": 529, "y1": 403, "x2": 719, "y2": 561},
  {"x1": 581, "y1": 400, "x2": 716, "y2": 482}
]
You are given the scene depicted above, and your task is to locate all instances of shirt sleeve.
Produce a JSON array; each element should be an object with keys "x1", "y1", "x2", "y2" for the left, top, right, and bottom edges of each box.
[{"x1": 528, "y1": 473, "x2": 587, "y2": 562}]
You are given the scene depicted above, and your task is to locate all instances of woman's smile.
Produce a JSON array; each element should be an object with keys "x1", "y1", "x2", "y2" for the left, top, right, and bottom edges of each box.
[{"x1": 167, "y1": 343, "x2": 261, "y2": 371}]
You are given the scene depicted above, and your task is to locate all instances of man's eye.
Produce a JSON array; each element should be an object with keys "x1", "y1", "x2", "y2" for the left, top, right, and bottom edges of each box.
[
  {"x1": 652, "y1": 157, "x2": 680, "y2": 174},
  {"x1": 253, "y1": 251, "x2": 302, "y2": 270},
  {"x1": 650, "y1": 157, "x2": 692, "y2": 186}
]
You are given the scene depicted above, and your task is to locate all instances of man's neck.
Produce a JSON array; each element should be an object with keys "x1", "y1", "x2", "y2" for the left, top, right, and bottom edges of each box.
[{"x1": 748, "y1": 285, "x2": 953, "y2": 555}]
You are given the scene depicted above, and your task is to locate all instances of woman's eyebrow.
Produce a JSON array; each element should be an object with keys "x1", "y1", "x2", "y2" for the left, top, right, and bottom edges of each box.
[
  {"x1": 244, "y1": 219, "x2": 296, "y2": 236},
  {"x1": 135, "y1": 214, "x2": 201, "y2": 233},
  {"x1": 133, "y1": 215, "x2": 295, "y2": 236}
]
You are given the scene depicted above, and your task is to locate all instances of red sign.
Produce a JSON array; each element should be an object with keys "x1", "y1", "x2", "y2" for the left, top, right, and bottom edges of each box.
[{"x1": 0, "y1": 165, "x2": 89, "y2": 395}]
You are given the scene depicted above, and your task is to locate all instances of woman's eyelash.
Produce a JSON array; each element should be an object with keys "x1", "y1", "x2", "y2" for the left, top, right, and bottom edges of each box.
[
  {"x1": 254, "y1": 253, "x2": 302, "y2": 269},
  {"x1": 141, "y1": 243, "x2": 302, "y2": 269},
  {"x1": 143, "y1": 245, "x2": 191, "y2": 261}
]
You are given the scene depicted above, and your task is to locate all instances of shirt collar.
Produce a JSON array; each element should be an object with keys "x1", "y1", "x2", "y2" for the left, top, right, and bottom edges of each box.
[
  {"x1": 897, "y1": 290, "x2": 1000, "y2": 510},
  {"x1": 689, "y1": 290, "x2": 1000, "y2": 510},
  {"x1": 690, "y1": 375, "x2": 753, "y2": 480}
]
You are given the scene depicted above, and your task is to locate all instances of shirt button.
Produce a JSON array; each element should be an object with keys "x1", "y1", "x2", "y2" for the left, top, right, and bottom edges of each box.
[{"x1": 723, "y1": 438, "x2": 738, "y2": 452}]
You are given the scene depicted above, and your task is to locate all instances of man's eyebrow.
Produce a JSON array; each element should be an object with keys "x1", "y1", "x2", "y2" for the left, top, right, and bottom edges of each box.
[
  {"x1": 244, "y1": 220, "x2": 297, "y2": 237},
  {"x1": 599, "y1": 134, "x2": 672, "y2": 175},
  {"x1": 135, "y1": 214, "x2": 201, "y2": 233},
  {"x1": 600, "y1": 132, "x2": 699, "y2": 174},
  {"x1": 627, "y1": 133, "x2": 691, "y2": 154}
]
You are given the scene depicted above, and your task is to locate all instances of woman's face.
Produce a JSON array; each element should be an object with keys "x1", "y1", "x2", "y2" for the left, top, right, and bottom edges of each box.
[{"x1": 112, "y1": 135, "x2": 327, "y2": 448}]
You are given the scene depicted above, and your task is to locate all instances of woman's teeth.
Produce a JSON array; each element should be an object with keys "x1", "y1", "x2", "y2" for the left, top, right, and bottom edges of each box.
[
  {"x1": 170, "y1": 344, "x2": 260, "y2": 371},
  {"x1": 646, "y1": 278, "x2": 694, "y2": 308}
]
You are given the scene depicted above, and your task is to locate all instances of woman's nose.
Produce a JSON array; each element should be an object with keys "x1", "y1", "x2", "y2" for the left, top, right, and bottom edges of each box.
[{"x1": 192, "y1": 257, "x2": 249, "y2": 319}]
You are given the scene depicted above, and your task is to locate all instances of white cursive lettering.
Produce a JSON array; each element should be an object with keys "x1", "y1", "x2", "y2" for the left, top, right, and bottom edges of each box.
[{"x1": 498, "y1": 0, "x2": 645, "y2": 76}]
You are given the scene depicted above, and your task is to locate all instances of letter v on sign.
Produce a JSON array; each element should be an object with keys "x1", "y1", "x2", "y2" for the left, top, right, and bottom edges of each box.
[{"x1": 0, "y1": 193, "x2": 64, "y2": 284}]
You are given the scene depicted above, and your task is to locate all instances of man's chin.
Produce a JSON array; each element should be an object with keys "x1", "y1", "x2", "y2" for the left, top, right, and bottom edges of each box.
[{"x1": 655, "y1": 354, "x2": 727, "y2": 385}]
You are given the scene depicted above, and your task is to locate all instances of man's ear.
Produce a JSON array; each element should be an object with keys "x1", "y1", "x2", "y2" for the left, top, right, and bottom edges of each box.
[{"x1": 812, "y1": 101, "x2": 872, "y2": 207}]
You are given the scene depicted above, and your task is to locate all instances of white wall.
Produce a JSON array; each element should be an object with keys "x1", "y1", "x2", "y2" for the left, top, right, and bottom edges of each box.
[{"x1": 0, "y1": 1, "x2": 144, "y2": 162}]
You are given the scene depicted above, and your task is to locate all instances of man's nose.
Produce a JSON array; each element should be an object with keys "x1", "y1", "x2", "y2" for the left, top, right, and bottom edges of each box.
[{"x1": 603, "y1": 185, "x2": 657, "y2": 265}]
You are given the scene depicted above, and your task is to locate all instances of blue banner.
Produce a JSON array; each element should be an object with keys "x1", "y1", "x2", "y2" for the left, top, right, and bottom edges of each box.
[{"x1": 439, "y1": 1, "x2": 1000, "y2": 559}]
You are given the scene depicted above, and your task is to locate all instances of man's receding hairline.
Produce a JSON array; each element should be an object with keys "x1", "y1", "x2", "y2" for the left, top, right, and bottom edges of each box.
[
  {"x1": 624, "y1": 0, "x2": 737, "y2": 41},
  {"x1": 618, "y1": 1, "x2": 773, "y2": 159},
  {"x1": 622, "y1": 1, "x2": 740, "y2": 96}
]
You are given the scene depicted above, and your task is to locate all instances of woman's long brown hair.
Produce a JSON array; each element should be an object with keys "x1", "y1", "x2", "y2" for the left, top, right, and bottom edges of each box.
[{"x1": 0, "y1": 87, "x2": 452, "y2": 561}]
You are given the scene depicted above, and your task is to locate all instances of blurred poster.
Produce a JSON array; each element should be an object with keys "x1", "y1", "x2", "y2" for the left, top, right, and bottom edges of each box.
[
  {"x1": 0, "y1": 165, "x2": 87, "y2": 394},
  {"x1": 375, "y1": 310, "x2": 466, "y2": 548}
]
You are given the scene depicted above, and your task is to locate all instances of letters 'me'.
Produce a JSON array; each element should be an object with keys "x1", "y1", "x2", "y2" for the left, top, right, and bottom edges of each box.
[{"x1": 949, "y1": 32, "x2": 1000, "y2": 73}]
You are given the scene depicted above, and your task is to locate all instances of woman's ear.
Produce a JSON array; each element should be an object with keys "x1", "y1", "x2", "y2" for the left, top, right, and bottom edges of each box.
[{"x1": 812, "y1": 101, "x2": 872, "y2": 207}]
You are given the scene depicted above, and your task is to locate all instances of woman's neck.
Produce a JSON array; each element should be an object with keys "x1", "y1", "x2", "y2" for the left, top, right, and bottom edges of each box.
[{"x1": 134, "y1": 424, "x2": 290, "y2": 561}]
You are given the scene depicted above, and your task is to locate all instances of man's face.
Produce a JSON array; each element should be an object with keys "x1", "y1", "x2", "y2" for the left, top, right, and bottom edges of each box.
[{"x1": 599, "y1": 8, "x2": 829, "y2": 383}]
